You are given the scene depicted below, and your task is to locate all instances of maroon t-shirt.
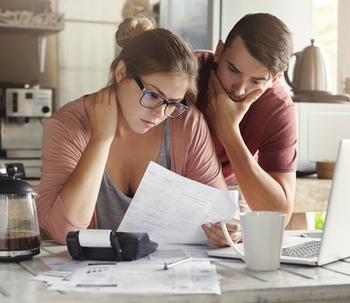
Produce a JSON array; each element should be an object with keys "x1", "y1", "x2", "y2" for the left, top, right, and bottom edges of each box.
[{"x1": 194, "y1": 50, "x2": 297, "y2": 184}]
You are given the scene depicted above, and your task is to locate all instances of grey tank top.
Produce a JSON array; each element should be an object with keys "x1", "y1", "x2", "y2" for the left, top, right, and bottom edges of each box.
[{"x1": 96, "y1": 119, "x2": 170, "y2": 230}]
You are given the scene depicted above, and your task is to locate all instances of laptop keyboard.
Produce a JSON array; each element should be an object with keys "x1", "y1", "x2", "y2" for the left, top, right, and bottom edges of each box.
[{"x1": 282, "y1": 240, "x2": 320, "y2": 258}]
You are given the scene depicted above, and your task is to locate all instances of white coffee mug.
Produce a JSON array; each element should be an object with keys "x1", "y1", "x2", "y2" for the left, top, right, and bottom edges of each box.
[{"x1": 222, "y1": 211, "x2": 286, "y2": 271}]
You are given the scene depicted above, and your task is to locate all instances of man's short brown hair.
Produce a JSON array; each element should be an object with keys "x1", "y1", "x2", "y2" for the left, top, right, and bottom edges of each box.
[{"x1": 224, "y1": 13, "x2": 293, "y2": 77}]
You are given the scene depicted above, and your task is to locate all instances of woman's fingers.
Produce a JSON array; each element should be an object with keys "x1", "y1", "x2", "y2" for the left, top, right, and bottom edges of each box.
[{"x1": 202, "y1": 222, "x2": 242, "y2": 247}]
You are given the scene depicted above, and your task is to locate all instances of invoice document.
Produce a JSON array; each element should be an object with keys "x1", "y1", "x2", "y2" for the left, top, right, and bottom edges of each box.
[{"x1": 117, "y1": 161, "x2": 238, "y2": 244}]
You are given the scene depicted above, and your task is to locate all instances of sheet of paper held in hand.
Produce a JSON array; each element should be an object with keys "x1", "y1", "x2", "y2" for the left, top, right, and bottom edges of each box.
[{"x1": 117, "y1": 161, "x2": 238, "y2": 244}]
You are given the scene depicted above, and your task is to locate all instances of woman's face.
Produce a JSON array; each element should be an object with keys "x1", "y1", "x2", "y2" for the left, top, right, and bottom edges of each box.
[{"x1": 117, "y1": 72, "x2": 189, "y2": 134}]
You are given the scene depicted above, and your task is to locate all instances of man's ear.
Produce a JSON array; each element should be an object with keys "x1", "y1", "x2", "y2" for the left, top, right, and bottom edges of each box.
[
  {"x1": 115, "y1": 60, "x2": 127, "y2": 84},
  {"x1": 271, "y1": 72, "x2": 283, "y2": 84},
  {"x1": 214, "y1": 40, "x2": 224, "y2": 63},
  {"x1": 267, "y1": 72, "x2": 283, "y2": 89}
]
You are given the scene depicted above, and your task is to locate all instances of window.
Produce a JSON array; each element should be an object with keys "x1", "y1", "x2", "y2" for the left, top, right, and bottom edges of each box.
[{"x1": 314, "y1": 0, "x2": 338, "y2": 94}]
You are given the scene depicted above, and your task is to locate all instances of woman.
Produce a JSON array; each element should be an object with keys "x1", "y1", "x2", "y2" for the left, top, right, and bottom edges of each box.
[{"x1": 36, "y1": 17, "x2": 227, "y2": 245}]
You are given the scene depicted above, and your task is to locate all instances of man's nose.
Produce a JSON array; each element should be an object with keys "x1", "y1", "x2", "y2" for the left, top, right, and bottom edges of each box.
[{"x1": 232, "y1": 80, "x2": 246, "y2": 96}]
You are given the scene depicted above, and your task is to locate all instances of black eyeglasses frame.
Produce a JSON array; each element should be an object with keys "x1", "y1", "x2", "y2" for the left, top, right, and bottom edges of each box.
[{"x1": 133, "y1": 77, "x2": 189, "y2": 118}]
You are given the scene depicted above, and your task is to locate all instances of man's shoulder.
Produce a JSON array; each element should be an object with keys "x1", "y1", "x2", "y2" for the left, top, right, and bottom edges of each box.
[
  {"x1": 260, "y1": 81, "x2": 294, "y2": 108},
  {"x1": 194, "y1": 50, "x2": 216, "y2": 110},
  {"x1": 194, "y1": 49, "x2": 214, "y2": 60},
  {"x1": 194, "y1": 50, "x2": 216, "y2": 71}
]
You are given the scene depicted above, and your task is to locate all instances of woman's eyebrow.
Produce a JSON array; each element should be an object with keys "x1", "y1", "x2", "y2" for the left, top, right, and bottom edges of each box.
[{"x1": 145, "y1": 83, "x2": 183, "y2": 102}]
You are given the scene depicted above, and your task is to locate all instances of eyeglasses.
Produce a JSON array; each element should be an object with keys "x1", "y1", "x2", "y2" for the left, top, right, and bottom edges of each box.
[{"x1": 134, "y1": 77, "x2": 188, "y2": 118}]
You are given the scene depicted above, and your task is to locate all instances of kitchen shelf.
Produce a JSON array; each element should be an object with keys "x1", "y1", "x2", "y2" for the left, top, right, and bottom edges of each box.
[
  {"x1": 0, "y1": 11, "x2": 64, "y2": 72},
  {"x1": 0, "y1": 23, "x2": 63, "y2": 36}
]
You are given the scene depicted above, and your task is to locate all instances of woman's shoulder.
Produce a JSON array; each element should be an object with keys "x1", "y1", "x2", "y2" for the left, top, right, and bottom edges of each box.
[
  {"x1": 174, "y1": 105, "x2": 204, "y2": 124},
  {"x1": 46, "y1": 96, "x2": 90, "y2": 132},
  {"x1": 170, "y1": 105, "x2": 207, "y2": 139},
  {"x1": 171, "y1": 104, "x2": 204, "y2": 128},
  {"x1": 51, "y1": 96, "x2": 86, "y2": 120}
]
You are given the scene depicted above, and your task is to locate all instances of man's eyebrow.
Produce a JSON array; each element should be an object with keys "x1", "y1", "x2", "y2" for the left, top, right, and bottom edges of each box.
[{"x1": 227, "y1": 61, "x2": 269, "y2": 81}]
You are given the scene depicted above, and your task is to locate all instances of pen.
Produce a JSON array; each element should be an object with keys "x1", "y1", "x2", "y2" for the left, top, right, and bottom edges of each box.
[{"x1": 164, "y1": 257, "x2": 192, "y2": 270}]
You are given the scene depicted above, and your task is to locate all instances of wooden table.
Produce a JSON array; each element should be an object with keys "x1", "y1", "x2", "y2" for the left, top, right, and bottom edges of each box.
[
  {"x1": 2, "y1": 237, "x2": 350, "y2": 303},
  {"x1": 286, "y1": 176, "x2": 332, "y2": 230}
]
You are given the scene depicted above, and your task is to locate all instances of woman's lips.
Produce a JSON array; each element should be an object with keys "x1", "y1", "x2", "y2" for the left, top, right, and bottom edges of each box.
[{"x1": 141, "y1": 119, "x2": 156, "y2": 128}]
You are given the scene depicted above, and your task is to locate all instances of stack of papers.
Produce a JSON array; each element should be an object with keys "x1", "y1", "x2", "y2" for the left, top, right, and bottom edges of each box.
[
  {"x1": 32, "y1": 255, "x2": 221, "y2": 294},
  {"x1": 32, "y1": 162, "x2": 238, "y2": 295}
]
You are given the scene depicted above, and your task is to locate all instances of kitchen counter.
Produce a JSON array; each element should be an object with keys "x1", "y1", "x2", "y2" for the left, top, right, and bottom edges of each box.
[
  {"x1": 286, "y1": 175, "x2": 332, "y2": 230},
  {"x1": 27, "y1": 177, "x2": 331, "y2": 231}
]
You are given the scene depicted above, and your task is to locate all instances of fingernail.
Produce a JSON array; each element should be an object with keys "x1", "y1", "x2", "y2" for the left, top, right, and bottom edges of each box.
[
  {"x1": 204, "y1": 223, "x2": 211, "y2": 229},
  {"x1": 215, "y1": 222, "x2": 221, "y2": 228}
]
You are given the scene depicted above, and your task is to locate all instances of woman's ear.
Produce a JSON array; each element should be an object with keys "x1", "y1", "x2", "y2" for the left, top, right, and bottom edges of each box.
[{"x1": 115, "y1": 60, "x2": 127, "y2": 84}]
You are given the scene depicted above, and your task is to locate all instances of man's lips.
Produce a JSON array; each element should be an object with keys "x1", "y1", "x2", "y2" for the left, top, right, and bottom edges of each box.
[
  {"x1": 229, "y1": 96, "x2": 244, "y2": 102},
  {"x1": 227, "y1": 91, "x2": 245, "y2": 102}
]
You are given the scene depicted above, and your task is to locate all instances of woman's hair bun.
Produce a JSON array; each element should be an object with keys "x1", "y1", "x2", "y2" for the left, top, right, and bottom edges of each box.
[{"x1": 116, "y1": 17, "x2": 155, "y2": 48}]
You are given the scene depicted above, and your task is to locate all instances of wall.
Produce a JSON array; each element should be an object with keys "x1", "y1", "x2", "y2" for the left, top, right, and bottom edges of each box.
[
  {"x1": 0, "y1": 0, "x2": 159, "y2": 109},
  {"x1": 1, "y1": 0, "x2": 312, "y2": 108},
  {"x1": 338, "y1": 0, "x2": 350, "y2": 94},
  {"x1": 0, "y1": 0, "x2": 59, "y2": 95},
  {"x1": 220, "y1": 0, "x2": 313, "y2": 92}
]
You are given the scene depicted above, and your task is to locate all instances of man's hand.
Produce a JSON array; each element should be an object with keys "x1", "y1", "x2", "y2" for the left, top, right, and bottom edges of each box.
[
  {"x1": 201, "y1": 221, "x2": 242, "y2": 247},
  {"x1": 207, "y1": 70, "x2": 262, "y2": 143}
]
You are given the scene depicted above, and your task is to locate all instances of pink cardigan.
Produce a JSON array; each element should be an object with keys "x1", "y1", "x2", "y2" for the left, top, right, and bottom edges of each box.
[{"x1": 36, "y1": 96, "x2": 227, "y2": 244}]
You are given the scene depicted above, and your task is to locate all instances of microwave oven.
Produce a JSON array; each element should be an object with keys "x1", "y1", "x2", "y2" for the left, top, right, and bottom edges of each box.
[{"x1": 295, "y1": 101, "x2": 350, "y2": 173}]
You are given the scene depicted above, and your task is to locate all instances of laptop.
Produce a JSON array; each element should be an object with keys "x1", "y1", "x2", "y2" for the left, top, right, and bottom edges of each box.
[{"x1": 207, "y1": 139, "x2": 350, "y2": 266}]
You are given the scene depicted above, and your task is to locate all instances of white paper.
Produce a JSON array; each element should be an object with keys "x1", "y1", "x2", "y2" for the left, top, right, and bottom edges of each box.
[
  {"x1": 118, "y1": 161, "x2": 238, "y2": 244},
  {"x1": 34, "y1": 244, "x2": 223, "y2": 295},
  {"x1": 47, "y1": 261, "x2": 221, "y2": 295}
]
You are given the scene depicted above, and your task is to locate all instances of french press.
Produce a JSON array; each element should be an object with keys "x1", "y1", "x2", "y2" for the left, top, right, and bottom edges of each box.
[{"x1": 0, "y1": 164, "x2": 41, "y2": 261}]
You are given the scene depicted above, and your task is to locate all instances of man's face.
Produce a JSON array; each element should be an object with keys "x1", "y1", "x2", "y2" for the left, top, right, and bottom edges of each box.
[{"x1": 214, "y1": 36, "x2": 282, "y2": 102}]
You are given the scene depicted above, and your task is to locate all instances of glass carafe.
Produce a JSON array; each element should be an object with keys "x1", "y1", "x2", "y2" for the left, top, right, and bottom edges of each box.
[{"x1": 0, "y1": 165, "x2": 41, "y2": 261}]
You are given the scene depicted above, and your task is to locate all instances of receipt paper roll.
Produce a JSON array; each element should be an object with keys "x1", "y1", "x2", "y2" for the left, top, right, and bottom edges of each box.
[{"x1": 78, "y1": 229, "x2": 112, "y2": 247}]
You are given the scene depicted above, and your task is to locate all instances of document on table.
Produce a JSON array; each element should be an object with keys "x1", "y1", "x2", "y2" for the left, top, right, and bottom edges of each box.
[
  {"x1": 46, "y1": 261, "x2": 220, "y2": 295},
  {"x1": 33, "y1": 254, "x2": 222, "y2": 295},
  {"x1": 117, "y1": 161, "x2": 238, "y2": 244}
]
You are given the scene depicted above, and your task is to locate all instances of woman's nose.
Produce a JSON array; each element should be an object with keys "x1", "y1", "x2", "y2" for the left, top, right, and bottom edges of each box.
[{"x1": 152, "y1": 104, "x2": 167, "y2": 118}]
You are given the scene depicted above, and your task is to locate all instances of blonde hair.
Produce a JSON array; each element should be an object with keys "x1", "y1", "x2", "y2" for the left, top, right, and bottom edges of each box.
[{"x1": 108, "y1": 17, "x2": 198, "y2": 103}]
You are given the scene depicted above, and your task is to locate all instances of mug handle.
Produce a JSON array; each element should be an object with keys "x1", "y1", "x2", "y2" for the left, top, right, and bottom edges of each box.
[{"x1": 221, "y1": 220, "x2": 245, "y2": 261}]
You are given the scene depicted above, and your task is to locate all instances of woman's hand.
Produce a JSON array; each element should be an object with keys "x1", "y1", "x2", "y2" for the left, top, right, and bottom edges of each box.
[
  {"x1": 87, "y1": 86, "x2": 118, "y2": 143},
  {"x1": 201, "y1": 221, "x2": 242, "y2": 247}
]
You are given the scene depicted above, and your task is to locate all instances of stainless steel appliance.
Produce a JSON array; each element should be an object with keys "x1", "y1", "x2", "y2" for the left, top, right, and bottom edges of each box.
[
  {"x1": 0, "y1": 83, "x2": 53, "y2": 178},
  {"x1": 284, "y1": 39, "x2": 333, "y2": 95},
  {"x1": 284, "y1": 40, "x2": 350, "y2": 173}
]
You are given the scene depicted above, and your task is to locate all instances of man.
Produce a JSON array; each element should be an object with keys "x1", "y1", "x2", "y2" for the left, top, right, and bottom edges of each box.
[{"x1": 198, "y1": 13, "x2": 297, "y2": 246}]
